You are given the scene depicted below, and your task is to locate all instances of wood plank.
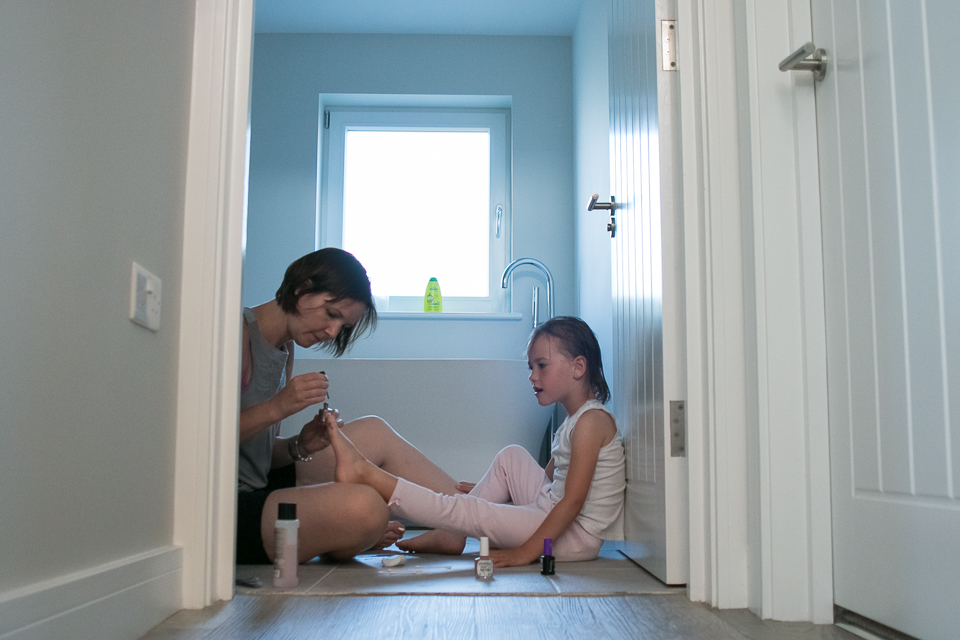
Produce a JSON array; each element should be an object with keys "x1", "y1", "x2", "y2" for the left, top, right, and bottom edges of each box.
[{"x1": 140, "y1": 595, "x2": 860, "y2": 640}]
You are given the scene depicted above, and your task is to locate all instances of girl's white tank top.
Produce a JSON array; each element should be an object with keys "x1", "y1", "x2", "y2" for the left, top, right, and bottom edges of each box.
[{"x1": 548, "y1": 399, "x2": 626, "y2": 540}]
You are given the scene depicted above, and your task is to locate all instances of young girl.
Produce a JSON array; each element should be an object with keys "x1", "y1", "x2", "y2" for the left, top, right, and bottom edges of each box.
[{"x1": 328, "y1": 316, "x2": 626, "y2": 567}]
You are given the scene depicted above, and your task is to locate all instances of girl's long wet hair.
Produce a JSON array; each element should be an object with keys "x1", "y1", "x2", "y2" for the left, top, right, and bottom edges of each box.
[
  {"x1": 528, "y1": 316, "x2": 610, "y2": 404},
  {"x1": 275, "y1": 248, "x2": 377, "y2": 357}
]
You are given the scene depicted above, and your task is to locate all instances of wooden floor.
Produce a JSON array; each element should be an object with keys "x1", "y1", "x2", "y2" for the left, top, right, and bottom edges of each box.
[{"x1": 140, "y1": 594, "x2": 861, "y2": 640}]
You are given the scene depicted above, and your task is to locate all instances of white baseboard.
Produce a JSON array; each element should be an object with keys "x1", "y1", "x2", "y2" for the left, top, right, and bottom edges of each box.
[{"x1": 0, "y1": 546, "x2": 182, "y2": 640}]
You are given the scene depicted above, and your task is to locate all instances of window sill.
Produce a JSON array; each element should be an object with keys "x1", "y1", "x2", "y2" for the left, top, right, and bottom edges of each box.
[{"x1": 376, "y1": 312, "x2": 523, "y2": 321}]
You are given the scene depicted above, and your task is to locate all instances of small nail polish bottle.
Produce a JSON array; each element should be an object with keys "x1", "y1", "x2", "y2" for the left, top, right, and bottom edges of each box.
[
  {"x1": 475, "y1": 536, "x2": 494, "y2": 579},
  {"x1": 540, "y1": 538, "x2": 556, "y2": 575}
]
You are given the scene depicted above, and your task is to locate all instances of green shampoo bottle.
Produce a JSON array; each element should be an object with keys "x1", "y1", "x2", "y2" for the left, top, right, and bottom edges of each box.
[{"x1": 424, "y1": 277, "x2": 442, "y2": 312}]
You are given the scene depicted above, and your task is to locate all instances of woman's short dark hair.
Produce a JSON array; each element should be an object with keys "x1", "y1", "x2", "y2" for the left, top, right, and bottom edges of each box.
[
  {"x1": 528, "y1": 316, "x2": 610, "y2": 404},
  {"x1": 275, "y1": 248, "x2": 377, "y2": 356}
]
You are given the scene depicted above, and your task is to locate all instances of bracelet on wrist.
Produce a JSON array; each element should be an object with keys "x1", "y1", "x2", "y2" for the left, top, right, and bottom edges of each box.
[{"x1": 288, "y1": 435, "x2": 313, "y2": 462}]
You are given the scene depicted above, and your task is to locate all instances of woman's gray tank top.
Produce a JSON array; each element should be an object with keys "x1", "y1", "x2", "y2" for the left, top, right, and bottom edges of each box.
[{"x1": 237, "y1": 307, "x2": 290, "y2": 492}]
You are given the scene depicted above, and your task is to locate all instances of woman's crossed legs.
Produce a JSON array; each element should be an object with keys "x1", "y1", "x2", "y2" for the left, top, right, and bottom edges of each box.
[{"x1": 260, "y1": 414, "x2": 461, "y2": 561}]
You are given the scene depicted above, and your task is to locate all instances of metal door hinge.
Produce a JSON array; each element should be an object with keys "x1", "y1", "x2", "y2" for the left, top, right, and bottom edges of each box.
[
  {"x1": 661, "y1": 21, "x2": 677, "y2": 71},
  {"x1": 324, "y1": 111, "x2": 330, "y2": 129},
  {"x1": 670, "y1": 401, "x2": 686, "y2": 457}
]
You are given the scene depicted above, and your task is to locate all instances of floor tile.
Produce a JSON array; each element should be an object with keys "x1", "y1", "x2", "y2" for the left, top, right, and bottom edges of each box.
[{"x1": 237, "y1": 537, "x2": 678, "y2": 597}]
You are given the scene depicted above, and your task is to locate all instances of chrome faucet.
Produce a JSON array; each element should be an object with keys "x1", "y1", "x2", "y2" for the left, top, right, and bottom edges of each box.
[{"x1": 501, "y1": 258, "x2": 554, "y2": 327}]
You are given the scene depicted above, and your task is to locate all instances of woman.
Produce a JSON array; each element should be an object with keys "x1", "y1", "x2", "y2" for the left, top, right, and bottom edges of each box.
[{"x1": 236, "y1": 248, "x2": 459, "y2": 565}]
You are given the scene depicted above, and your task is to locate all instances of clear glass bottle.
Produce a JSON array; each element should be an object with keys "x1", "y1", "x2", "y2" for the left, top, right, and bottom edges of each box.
[{"x1": 475, "y1": 536, "x2": 494, "y2": 579}]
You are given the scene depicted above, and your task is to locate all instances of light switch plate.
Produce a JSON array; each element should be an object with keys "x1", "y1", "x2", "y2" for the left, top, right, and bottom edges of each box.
[{"x1": 130, "y1": 262, "x2": 161, "y2": 331}]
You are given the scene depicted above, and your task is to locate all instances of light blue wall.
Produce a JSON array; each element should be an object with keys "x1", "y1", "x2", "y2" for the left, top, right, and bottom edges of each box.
[
  {"x1": 246, "y1": 34, "x2": 575, "y2": 359},
  {"x1": 573, "y1": 0, "x2": 614, "y2": 395}
]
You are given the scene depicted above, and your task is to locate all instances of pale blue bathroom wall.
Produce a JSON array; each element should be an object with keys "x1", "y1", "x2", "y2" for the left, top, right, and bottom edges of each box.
[
  {"x1": 572, "y1": 0, "x2": 614, "y2": 398},
  {"x1": 246, "y1": 34, "x2": 575, "y2": 360}
]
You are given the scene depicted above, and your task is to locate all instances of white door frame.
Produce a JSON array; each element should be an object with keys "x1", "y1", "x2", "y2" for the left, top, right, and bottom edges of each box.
[
  {"x1": 173, "y1": 0, "x2": 253, "y2": 609},
  {"x1": 677, "y1": 0, "x2": 752, "y2": 610},
  {"x1": 677, "y1": 0, "x2": 834, "y2": 622},
  {"x1": 168, "y1": 0, "x2": 834, "y2": 620}
]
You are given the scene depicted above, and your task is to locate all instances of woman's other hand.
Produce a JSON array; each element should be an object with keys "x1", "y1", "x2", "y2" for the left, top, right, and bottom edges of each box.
[
  {"x1": 272, "y1": 372, "x2": 328, "y2": 420},
  {"x1": 455, "y1": 481, "x2": 476, "y2": 494},
  {"x1": 299, "y1": 406, "x2": 343, "y2": 455}
]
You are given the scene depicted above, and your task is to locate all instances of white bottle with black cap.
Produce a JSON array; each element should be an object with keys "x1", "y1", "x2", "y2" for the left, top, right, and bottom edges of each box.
[{"x1": 273, "y1": 502, "x2": 299, "y2": 588}]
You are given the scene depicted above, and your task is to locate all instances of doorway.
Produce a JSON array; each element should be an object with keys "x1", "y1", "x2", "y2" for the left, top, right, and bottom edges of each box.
[{"x1": 207, "y1": 0, "x2": 665, "y2": 608}]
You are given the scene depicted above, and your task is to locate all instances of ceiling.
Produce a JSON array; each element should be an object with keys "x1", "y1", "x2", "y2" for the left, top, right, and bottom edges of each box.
[{"x1": 254, "y1": 0, "x2": 587, "y2": 36}]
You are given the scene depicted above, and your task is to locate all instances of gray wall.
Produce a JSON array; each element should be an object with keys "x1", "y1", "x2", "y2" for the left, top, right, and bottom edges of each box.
[
  {"x1": 0, "y1": 0, "x2": 192, "y2": 596},
  {"x1": 245, "y1": 34, "x2": 575, "y2": 360}
]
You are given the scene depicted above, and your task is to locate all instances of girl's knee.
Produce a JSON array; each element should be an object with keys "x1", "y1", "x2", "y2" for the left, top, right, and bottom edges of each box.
[
  {"x1": 498, "y1": 444, "x2": 527, "y2": 458},
  {"x1": 496, "y1": 444, "x2": 532, "y2": 466}
]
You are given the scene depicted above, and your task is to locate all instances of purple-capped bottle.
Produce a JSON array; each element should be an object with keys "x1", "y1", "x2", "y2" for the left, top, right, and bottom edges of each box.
[{"x1": 540, "y1": 538, "x2": 555, "y2": 575}]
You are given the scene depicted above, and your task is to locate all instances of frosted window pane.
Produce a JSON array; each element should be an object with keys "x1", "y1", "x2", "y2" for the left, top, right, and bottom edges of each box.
[{"x1": 342, "y1": 130, "x2": 490, "y2": 298}]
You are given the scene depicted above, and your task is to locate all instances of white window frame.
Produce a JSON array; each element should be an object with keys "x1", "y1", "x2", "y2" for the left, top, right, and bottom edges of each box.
[{"x1": 319, "y1": 106, "x2": 510, "y2": 313}]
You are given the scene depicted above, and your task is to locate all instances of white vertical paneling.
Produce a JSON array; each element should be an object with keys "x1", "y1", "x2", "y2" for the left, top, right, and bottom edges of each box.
[
  {"x1": 888, "y1": 0, "x2": 948, "y2": 498},
  {"x1": 612, "y1": 0, "x2": 664, "y2": 574},
  {"x1": 861, "y1": 1, "x2": 913, "y2": 496},
  {"x1": 815, "y1": 0, "x2": 960, "y2": 636},
  {"x1": 675, "y1": 0, "x2": 752, "y2": 608},
  {"x1": 699, "y1": 0, "x2": 752, "y2": 608},
  {"x1": 610, "y1": 0, "x2": 686, "y2": 585},
  {"x1": 657, "y1": 0, "x2": 689, "y2": 585},
  {"x1": 681, "y1": 0, "x2": 837, "y2": 619},
  {"x1": 828, "y1": 0, "x2": 882, "y2": 494},
  {"x1": 927, "y1": 0, "x2": 960, "y2": 501},
  {"x1": 742, "y1": 0, "x2": 833, "y2": 620}
]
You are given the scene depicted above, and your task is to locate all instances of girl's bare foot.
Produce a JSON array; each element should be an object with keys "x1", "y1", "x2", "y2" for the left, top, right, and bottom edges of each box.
[
  {"x1": 326, "y1": 411, "x2": 373, "y2": 485},
  {"x1": 326, "y1": 412, "x2": 400, "y2": 503},
  {"x1": 397, "y1": 529, "x2": 467, "y2": 555},
  {"x1": 370, "y1": 521, "x2": 406, "y2": 550}
]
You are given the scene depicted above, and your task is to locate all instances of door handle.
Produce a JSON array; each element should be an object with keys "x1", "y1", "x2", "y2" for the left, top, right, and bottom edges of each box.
[
  {"x1": 779, "y1": 42, "x2": 826, "y2": 81},
  {"x1": 588, "y1": 194, "x2": 617, "y2": 238},
  {"x1": 587, "y1": 194, "x2": 616, "y2": 211}
]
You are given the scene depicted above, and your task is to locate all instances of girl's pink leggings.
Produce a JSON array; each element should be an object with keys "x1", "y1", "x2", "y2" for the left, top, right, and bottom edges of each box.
[{"x1": 388, "y1": 445, "x2": 603, "y2": 561}]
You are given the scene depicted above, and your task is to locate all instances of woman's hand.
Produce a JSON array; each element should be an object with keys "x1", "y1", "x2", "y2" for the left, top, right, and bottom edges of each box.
[
  {"x1": 298, "y1": 406, "x2": 343, "y2": 455},
  {"x1": 490, "y1": 546, "x2": 539, "y2": 568},
  {"x1": 455, "y1": 481, "x2": 476, "y2": 494},
  {"x1": 271, "y1": 372, "x2": 328, "y2": 421}
]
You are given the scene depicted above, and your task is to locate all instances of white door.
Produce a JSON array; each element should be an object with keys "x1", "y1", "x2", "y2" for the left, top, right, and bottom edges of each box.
[
  {"x1": 608, "y1": 0, "x2": 686, "y2": 585},
  {"x1": 813, "y1": 1, "x2": 960, "y2": 637}
]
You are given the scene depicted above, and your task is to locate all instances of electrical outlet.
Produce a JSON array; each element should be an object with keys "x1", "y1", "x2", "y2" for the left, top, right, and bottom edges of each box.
[{"x1": 130, "y1": 262, "x2": 161, "y2": 331}]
